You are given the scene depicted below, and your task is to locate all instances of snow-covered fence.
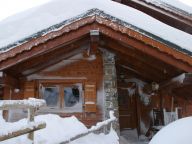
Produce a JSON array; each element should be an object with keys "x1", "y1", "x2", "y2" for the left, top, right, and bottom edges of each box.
[
  {"x1": 60, "y1": 111, "x2": 116, "y2": 144},
  {"x1": 0, "y1": 98, "x2": 46, "y2": 142}
]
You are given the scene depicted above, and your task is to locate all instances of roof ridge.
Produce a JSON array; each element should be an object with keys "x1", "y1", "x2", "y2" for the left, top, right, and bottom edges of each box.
[{"x1": 0, "y1": 8, "x2": 192, "y2": 57}]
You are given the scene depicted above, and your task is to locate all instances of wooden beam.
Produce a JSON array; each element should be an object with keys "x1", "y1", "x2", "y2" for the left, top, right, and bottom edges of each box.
[
  {"x1": 116, "y1": 64, "x2": 150, "y2": 82},
  {"x1": 5, "y1": 37, "x2": 89, "y2": 77},
  {"x1": 104, "y1": 47, "x2": 172, "y2": 82},
  {"x1": 101, "y1": 36, "x2": 181, "y2": 76},
  {"x1": 117, "y1": 54, "x2": 164, "y2": 82},
  {"x1": 103, "y1": 44, "x2": 170, "y2": 82},
  {"x1": 1, "y1": 17, "x2": 191, "y2": 74},
  {"x1": 0, "y1": 24, "x2": 92, "y2": 70},
  {"x1": 0, "y1": 122, "x2": 46, "y2": 142},
  {"x1": 120, "y1": 0, "x2": 192, "y2": 35},
  {"x1": 173, "y1": 85, "x2": 192, "y2": 98},
  {"x1": 117, "y1": 59, "x2": 159, "y2": 82},
  {"x1": 2, "y1": 73, "x2": 19, "y2": 88},
  {"x1": 160, "y1": 73, "x2": 192, "y2": 90},
  {"x1": 97, "y1": 23, "x2": 192, "y2": 72}
]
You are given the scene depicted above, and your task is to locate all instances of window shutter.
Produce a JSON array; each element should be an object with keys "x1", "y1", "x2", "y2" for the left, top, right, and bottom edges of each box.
[{"x1": 84, "y1": 82, "x2": 97, "y2": 112}]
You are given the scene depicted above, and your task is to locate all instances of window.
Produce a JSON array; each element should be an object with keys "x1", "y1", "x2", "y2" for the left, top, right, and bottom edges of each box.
[
  {"x1": 40, "y1": 83, "x2": 83, "y2": 113},
  {"x1": 63, "y1": 85, "x2": 83, "y2": 112},
  {"x1": 42, "y1": 87, "x2": 59, "y2": 108}
]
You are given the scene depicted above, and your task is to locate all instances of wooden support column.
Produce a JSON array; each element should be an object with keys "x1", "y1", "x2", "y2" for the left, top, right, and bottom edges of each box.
[
  {"x1": 28, "y1": 108, "x2": 35, "y2": 142},
  {"x1": 102, "y1": 49, "x2": 120, "y2": 134}
]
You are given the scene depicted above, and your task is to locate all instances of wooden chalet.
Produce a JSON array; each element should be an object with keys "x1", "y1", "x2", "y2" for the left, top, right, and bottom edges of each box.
[{"x1": 0, "y1": 0, "x2": 192, "y2": 138}]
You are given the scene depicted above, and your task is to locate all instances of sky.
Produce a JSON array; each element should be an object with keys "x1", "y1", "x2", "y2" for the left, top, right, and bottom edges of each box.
[{"x1": 0, "y1": 0, "x2": 191, "y2": 22}]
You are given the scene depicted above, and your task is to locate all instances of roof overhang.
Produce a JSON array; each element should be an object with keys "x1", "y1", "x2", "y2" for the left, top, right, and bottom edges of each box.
[
  {"x1": 116, "y1": 0, "x2": 192, "y2": 35},
  {"x1": 0, "y1": 9, "x2": 191, "y2": 80}
]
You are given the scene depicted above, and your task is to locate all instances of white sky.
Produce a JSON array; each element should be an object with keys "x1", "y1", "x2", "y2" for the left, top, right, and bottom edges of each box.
[{"x1": 0, "y1": 0, "x2": 191, "y2": 22}]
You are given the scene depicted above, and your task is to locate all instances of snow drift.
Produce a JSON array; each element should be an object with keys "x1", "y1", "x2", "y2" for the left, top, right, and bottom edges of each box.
[{"x1": 150, "y1": 117, "x2": 192, "y2": 144}]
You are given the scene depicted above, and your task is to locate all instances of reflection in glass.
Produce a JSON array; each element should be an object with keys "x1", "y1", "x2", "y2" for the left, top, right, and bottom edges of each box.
[
  {"x1": 64, "y1": 84, "x2": 82, "y2": 112},
  {"x1": 43, "y1": 87, "x2": 59, "y2": 108}
]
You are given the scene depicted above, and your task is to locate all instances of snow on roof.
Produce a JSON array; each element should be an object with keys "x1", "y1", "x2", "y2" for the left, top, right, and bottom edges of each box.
[
  {"x1": 0, "y1": 0, "x2": 192, "y2": 56},
  {"x1": 146, "y1": 0, "x2": 192, "y2": 15}
]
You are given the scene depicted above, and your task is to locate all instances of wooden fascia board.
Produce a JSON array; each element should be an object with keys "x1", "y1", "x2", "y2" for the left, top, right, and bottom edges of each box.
[
  {"x1": 121, "y1": 0, "x2": 192, "y2": 34},
  {"x1": 95, "y1": 16, "x2": 192, "y2": 67},
  {"x1": 0, "y1": 24, "x2": 95, "y2": 70},
  {"x1": 0, "y1": 16, "x2": 96, "y2": 62},
  {"x1": 0, "y1": 14, "x2": 191, "y2": 72},
  {"x1": 97, "y1": 29, "x2": 192, "y2": 72}
]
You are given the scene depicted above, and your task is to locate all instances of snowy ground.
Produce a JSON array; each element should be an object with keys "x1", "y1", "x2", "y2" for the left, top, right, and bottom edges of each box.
[
  {"x1": 120, "y1": 129, "x2": 149, "y2": 144},
  {"x1": 0, "y1": 113, "x2": 119, "y2": 144}
]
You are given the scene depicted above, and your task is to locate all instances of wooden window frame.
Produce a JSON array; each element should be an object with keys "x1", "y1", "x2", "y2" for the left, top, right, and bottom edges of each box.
[{"x1": 38, "y1": 79, "x2": 85, "y2": 113}]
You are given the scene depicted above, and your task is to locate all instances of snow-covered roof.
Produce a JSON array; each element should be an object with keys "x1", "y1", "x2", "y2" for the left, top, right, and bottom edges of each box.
[
  {"x1": 0, "y1": 0, "x2": 192, "y2": 56},
  {"x1": 145, "y1": 0, "x2": 192, "y2": 15}
]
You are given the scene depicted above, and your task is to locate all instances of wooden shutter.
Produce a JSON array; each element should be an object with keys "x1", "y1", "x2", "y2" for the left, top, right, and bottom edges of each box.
[{"x1": 84, "y1": 82, "x2": 97, "y2": 113}]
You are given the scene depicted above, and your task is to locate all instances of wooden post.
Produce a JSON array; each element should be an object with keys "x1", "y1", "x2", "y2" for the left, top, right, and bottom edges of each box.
[{"x1": 28, "y1": 108, "x2": 35, "y2": 142}]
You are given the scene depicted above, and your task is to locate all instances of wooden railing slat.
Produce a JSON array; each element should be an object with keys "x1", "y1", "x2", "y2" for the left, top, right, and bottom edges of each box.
[{"x1": 0, "y1": 123, "x2": 46, "y2": 141}]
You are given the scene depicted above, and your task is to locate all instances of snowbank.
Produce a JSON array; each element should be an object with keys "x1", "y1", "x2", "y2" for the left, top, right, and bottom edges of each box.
[
  {"x1": 0, "y1": 0, "x2": 192, "y2": 54},
  {"x1": 149, "y1": 117, "x2": 192, "y2": 144},
  {"x1": 0, "y1": 113, "x2": 119, "y2": 144}
]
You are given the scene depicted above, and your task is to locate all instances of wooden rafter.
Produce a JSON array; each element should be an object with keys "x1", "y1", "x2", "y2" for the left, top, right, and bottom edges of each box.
[
  {"x1": 116, "y1": 64, "x2": 150, "y2": 82},
  {"x1": 100, "y1": 36, "x2": 182, "y2": 77},
  {"x1": 117, "y1": 58, "x2": 160, "y2": 82},
  {"x1": 97, "y1": 23, "x2": 192, "y2": 72},
  {"x1": 5, "y1": 37, "x2": 89, "y2": 77}
]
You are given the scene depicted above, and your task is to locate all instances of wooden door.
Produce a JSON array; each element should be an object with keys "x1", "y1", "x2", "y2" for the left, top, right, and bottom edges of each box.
[{"x1": 118, "y1": 88, "x2": 137, "y2": 130}]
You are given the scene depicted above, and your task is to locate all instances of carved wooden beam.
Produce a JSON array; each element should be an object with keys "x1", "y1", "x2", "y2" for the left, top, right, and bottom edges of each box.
[{"x1": 160, "y1": 73, "x2": 192, "y2": 90}]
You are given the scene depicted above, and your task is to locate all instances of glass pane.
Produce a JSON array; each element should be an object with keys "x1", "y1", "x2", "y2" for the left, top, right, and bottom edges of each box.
[
  {"x1": 63, "y1": 84, "x2": 82, "y2": 112},
  {"x1": 43, "y1": 87, "x2": 59, "y2": 108}
]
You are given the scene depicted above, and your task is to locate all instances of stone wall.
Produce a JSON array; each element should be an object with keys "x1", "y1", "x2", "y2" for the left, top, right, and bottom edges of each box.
[{"x1": 102, "y1": 50, "x2": 120, "y2": 134}]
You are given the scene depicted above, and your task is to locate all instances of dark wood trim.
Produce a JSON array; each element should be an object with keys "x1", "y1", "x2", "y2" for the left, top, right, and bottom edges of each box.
[
  {"x1": 100, "y1": 36, "x2": 181, "y2": 77},
  {"x1": 160, "y1": 73, "x2": 192, "y2": 90},
  {"x1": 0, "y1": 16, "x2": 191, "y2": 74},
  {"x1": 5, "y1": 37, "x2": 89, "y2": 77},
  {"x1": 120, "y1": 0, "x2": 192, "y2": 35},
  {"x1": 96, "y1": 23, "x2": 192, "y2": 72}
]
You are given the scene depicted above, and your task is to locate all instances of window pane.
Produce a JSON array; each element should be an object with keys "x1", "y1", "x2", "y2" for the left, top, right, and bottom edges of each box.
[
  {"x1": 43, "y1": 87, "x2": 59, "y2": 108},
  {"x1": 63, "y1": 84, "x2": 82, "y2": 112}
]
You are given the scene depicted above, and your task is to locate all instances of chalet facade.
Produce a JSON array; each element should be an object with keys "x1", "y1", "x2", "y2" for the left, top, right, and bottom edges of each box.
[{"x1": 0, "y1": 0, "x2": 192, "y2": 138}]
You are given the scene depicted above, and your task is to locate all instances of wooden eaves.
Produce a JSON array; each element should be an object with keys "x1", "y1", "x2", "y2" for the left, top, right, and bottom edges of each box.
[
  {"x1": 114, "y1": 0, "x2": 192, "y2": 35},
  {"x1": 0, "y1": 9, "x2": 191, "y2": 81}
]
